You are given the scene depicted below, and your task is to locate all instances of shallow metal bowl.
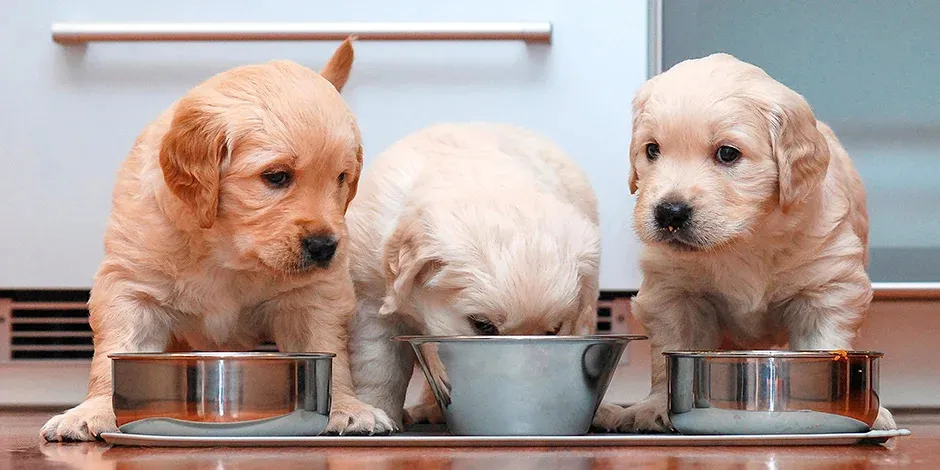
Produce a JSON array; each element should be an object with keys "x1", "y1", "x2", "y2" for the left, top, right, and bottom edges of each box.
[
  {"x1": 110, "y1": 352, "x2": 333, "y2": 437},
  {"x1": 396, "y1": 335, "x2": 646, "y2": 436},
  {"x1": 666, "y1": 350, "x2": 883, "y2": 435}
]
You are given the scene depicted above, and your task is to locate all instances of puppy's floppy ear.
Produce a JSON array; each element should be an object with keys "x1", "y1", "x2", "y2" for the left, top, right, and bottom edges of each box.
[
  {"x1": 159, "y1": 96, "x2": 228, "y2": 229},
  {"x1": 770, "y1": 88, "x2": 831, "y2": 211},
  {"x1": 343, "y1": 145, "x2": 364, "y2": 212},
  {"x1": 571, "y1": 239, "x2": 601, "y2": 335},
  {"x1": 628, "y1": 79, "x2": 656, "y2": 195},
  {"x1": 321, "y1": 37, "x2": 355, "y2": 92},
  {"x1": 628, "y1": 163, "x2": 640, "y2": 195},
  {"x1": 572, "y1": 272, "x2": 600, "y2": 335},
  {"x1": 379, "y1": 210, "x2": 445, "y2": 316}
]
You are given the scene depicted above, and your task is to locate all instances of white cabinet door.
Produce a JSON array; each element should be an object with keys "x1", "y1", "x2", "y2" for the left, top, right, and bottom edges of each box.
[{"x1": 0, "y1": 0, "x2": 648, "y2": 291}]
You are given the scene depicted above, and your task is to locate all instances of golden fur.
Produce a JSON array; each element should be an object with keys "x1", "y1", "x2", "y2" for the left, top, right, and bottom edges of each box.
[
  {"x1": 344, "y1": 123, "x2": 609, "y2": 426},
  {"x1": 41, "y1": 39, "x2": 395, "y2": 442},
  {"x1": 612, "y1": 53, "x2": 895, "y2": 432}
]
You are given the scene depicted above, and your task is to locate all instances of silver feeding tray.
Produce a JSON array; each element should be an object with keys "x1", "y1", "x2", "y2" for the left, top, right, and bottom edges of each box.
[{"x1": 100, "y1": 425, "x2": 911, "y2": 448}]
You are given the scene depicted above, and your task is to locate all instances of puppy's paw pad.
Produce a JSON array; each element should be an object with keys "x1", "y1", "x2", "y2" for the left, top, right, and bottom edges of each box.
[
  {"x1": 872, "y1": 407, "x2": 897, "y2": 431},
  {"x1": 39, "y1": 415, "x2": 68, "y2": 442},
  {"x1": 403, "y1": 403, "x2": 445, "y2": 425},
  {"x1": 327, "y1": 400, "x2": 398, "y2": 435},
  {"x1": 40, "y1": 404, "x2": 117, "y2": 442},
  {"x1": 615, "y1": 396, "x2": 672, "y2": 433},
  {"x1": 591, "y1": 402, "x2": 625, "y2": 432}
]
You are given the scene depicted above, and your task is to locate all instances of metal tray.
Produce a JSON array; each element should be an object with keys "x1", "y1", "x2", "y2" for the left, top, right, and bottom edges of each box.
[{"x1": 101, "y1": 425, "x2": 911, "y2": 448}]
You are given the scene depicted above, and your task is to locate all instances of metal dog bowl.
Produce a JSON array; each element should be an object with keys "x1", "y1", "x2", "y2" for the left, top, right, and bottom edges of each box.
[
  {"x1": 666, "y1": 350, "x2": 884, "y2": 435},
  {"x1": 110, "y1": 352, "x2": 333, "y2": 437},
  {"x1": 395, "y1": 335, "x2": 646, "y2": 436}
]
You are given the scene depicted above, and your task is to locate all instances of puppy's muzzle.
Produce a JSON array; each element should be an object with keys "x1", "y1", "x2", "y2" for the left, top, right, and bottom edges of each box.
[
  {"x1": 301, "y1": 234, "x2": 338, "y2": 268},
  {"x1": 654, "y1": 201, "x2": 692, "y2": 232}
]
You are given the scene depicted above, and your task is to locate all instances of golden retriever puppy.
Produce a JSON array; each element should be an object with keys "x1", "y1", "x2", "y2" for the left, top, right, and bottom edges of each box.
[
  {"x1": 614, "y1": 53, "x2": 895, "y2": 432},
  {"x1": 345, "y1": 123, "x2": 609, "y2": 427},
  {"x1": 40, "y1": 39, "x2": 395, "y2": 442}
]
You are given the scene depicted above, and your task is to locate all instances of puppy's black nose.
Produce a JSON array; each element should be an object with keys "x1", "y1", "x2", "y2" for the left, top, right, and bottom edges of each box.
[
  {"x1": 654, "y1": 201, "x2": 692, "y2": 231},
  {"x1": 301, "y1": 235, "x2": 338, "y2": 266}
]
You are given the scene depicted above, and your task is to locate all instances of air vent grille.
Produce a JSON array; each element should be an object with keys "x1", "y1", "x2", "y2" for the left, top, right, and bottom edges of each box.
[
  {"x1": 0, "y1": 291, "x2": 634, "y2": 362},
  {"x1": 597, "y1": 306, "x2": 613, "y2": 332},
  {"x1": 3, "y1": 301, "x2": 93, "y2": 361},
  {"x1": 597, "y1": 293, "x2": 632, "y2": 335}
]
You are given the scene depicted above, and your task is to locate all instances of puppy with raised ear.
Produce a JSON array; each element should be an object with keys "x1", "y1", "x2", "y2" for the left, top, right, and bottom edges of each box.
[
  {"x1": 613, "y1": 53, "x2": 895, "y2": 432},
  {"x1": 41, "y1": 39, "x2": 395, "y2": 441},
  {"x1": 345, "y1": 123, "x2": 609, "y2": 427}
]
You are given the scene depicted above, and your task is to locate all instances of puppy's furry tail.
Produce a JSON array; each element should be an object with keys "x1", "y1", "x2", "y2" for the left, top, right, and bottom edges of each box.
[{"x1": 321, "y1": 36, "x2": 356, "y2": 92}]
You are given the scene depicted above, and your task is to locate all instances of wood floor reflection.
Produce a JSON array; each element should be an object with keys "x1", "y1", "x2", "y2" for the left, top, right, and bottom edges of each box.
[{"x1": 6, "y1": 411, "x2": 937, "y2": 469}]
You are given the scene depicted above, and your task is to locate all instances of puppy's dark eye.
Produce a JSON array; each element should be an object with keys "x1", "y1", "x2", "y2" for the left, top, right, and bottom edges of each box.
[
  {"x1": 645, "y1": 143, "x2": 661, "y2": 161},
  {"x1": 546, "y1": 325, "x2": 562, "y2": 336},
  {"x1": 337, "y1": 172, "x2": 346, "y2": 185},
  {"x1": 262, "y1": 171, "x2": 292, "y2": 188},
  {"x1": 716, "y1": 146, "x2": 741, "y2": 164},
  {"x1": 470, "y1": 316, "x2": 499, "y2": 335}
]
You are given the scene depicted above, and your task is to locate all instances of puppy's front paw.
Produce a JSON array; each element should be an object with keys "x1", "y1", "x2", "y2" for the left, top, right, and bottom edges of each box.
[
  {"x1": 40, "y1": 396, "x2": 117, "y2": 442},
  {"x1": 591, "y1": 402, "x2": 625, "y2": 432},
  {"x1": 873, "y1": 406, "x2": 897, "y2": 430},
  {"x1": 403, "y1": 402, "x2": 445, "y2": 425},
  {"x1": 327, "y1": 397, "x2": 398, "y2": 435},
  {"x1": 615, "y1": 394, "x2": 672, "y2": 433}
]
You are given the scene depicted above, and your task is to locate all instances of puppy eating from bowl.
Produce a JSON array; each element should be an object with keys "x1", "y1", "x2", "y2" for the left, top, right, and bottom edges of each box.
[
  {"x1": 40, "y1": 39, "x2": 395, "y2": 441},
  {"x1": 614, "y1": 53, "x2": 896, "y2": 432},
  {"x1": 344, "y1": 123, "x2": 618, "y2": 428}
]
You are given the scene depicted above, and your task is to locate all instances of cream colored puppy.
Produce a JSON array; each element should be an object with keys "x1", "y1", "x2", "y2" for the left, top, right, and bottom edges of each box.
[
  {"x1": 41, "y1": 39, "x2": 395, "y2": 441},
  {"x1": 616, "y1": 53, "x2": 895, "y2": 432},
  {"x1": 346, "y1": 123, "x2": 607, "y2": 427}
]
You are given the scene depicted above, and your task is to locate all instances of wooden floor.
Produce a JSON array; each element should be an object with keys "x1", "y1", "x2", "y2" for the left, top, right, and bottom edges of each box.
[{"x1": 3, "y1": 411, "x2": 939, "y2": 469}]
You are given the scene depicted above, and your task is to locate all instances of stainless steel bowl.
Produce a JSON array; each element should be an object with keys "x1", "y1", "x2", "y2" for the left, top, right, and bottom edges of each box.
[
  {"x1": 110, "y1": 352, "x2": 333, "y2": 437},
  {"x1": 666, "y1": 350, "x2": 883, "y2": 435},
  {"x1": 396, "y1": 335, "x2": 646, "y2": 436}
]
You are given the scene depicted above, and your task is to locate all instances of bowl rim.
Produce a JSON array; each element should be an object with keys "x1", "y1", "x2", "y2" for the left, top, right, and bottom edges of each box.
[
  {"x1": 392, "y1": 334, "x2": 648, "y2": 343},
  {"x1": 662, "y1": 349, "x2": 883, "y2": 358},
  {"x1": 108, "y1": 352, "x2": 336, "y2": 360}
]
